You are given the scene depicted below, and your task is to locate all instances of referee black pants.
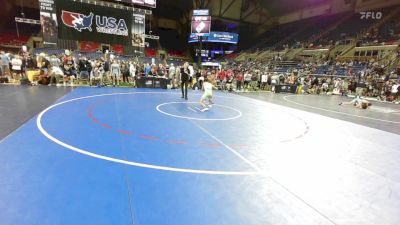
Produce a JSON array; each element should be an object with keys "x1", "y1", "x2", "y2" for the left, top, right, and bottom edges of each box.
[{"x1": 181, "y1": 81, "x2": 188, "y2": 99}]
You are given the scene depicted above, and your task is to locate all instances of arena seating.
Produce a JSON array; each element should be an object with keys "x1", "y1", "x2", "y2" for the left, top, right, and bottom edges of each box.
[
  {"x1": 0, "y1": 33, "x2": 29, "y2": 47},
  {"x1": 145, "y1": 48, "x2": 157, "y2": 57}
]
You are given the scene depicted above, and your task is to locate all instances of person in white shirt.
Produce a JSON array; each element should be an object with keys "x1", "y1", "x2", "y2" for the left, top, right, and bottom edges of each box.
[
  {"x1": 188, "y1": 64, "x2": 195, "y2": 88},
  {"x1": 392, "y1": 81, "x2": 399, "y2": 102},
  {"x1": 200, "y1": 76, "x2": 216, "y2": 112},
  {"x1": 174, "y1": 66, "x2": 180, "y2": 89},
  {"x1": 11, "y1": 55, "x2": 23, "y2": 82},
  {"x1": 129, "y1": 62, "x2": 136, "y2": 87},
  {"x1": 244, "y1": 71, "x2": 252, "y2": 90},
  {"x1": 168, "y1": 63, "x2": 175, "y2": 88},
  {"x1": 322, "y1": 82, "x2": 329, "y2": 94},
  {"x1": 261, "y1": 72, "x2": 268, "y2": 90}
]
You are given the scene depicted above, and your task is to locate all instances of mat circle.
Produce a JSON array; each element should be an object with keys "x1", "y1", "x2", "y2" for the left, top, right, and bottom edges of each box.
[
  {"x1": 156, "y1": 102, "x2": 242, "y2": 121},
  {"x1": 36, "y1": 92, "x2": 258, "y2": 176}
]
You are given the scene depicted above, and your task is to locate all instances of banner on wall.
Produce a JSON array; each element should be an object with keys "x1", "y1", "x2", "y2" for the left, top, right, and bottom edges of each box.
[
  {"x1": 56, "y1": 0, "x2": 132, "y2": 45},
  {"x1": 131, "y1": 12, "x2": 145, "y2": 48},
  {"x1": 39, "y1": 0, "x2": 58, "y2": 46},
  {"x1": 189, "y1": 32, "x2": 239, "y2": 44}
]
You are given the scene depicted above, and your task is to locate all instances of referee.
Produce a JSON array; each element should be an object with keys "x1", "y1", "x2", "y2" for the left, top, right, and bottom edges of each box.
[{"x1": 180, "y1": 62, "x2": 190, "y2": 100}]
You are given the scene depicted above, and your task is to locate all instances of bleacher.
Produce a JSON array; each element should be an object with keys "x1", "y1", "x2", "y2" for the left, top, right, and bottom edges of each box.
[{"x1": 0, "y1": 32, "x2": 30, "y2": 47}]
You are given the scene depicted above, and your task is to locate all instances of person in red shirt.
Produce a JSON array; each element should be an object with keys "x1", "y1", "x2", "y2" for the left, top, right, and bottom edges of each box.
[
  {"x1": 217, "y1": 69, "x2": 226, "y2": 81},
  {"x1": 217, "y1": 69, "x2": 226, "y2": 90},
  {"x1": 236, "y1": 71, "x2": 243, "y2": 91}
]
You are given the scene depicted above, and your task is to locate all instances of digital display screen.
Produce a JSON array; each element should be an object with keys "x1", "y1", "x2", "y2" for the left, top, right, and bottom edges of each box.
[{"x1": 189, "y1": 32, "x2": 239, "y2": 44}]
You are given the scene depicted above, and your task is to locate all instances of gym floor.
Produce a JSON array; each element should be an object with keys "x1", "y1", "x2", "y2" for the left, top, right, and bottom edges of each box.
[{"x1": 0, "y1": 86, "x2": 399, "y2": 225}]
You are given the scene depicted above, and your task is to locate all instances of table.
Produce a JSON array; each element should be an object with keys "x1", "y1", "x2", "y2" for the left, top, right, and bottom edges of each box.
[
  {"x1": 136, "y1": 77, "x2": 171, "y2": 89},
  {"x1": 275, "y1": 84, "x2": 298, "y2": 94}
]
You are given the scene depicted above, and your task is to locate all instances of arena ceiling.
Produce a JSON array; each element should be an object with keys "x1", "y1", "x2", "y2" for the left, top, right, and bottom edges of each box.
[{"x1": 12, "y1": 0, "x2": 336, "y2": 24}]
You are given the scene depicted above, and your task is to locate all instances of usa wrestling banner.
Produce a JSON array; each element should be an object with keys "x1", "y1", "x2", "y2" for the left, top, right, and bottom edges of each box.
[
  {"x1": 39, "y1": 0, "x2": 58, "y2": 46},
  {"x1": 55, "y1": 0, "x2": 132, "y2": 44}
]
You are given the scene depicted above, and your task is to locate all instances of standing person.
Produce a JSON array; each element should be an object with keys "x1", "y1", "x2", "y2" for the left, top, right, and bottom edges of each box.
[
  {"x1": 391, "y1": 81, "x2": 399, "y2": 102},
  {"x1": 175, "y1": 65, "x2": 181, "y2": 88},
  {"x1": 103, "y1": 58, "x2": 110, "y2": 84},
  {"x1": 168, "y1": 63, "x2": 175, "y2": 89},
  {"x1": 200, "y1": 76, "x2": 216, "y2": 112},
  {"x1": 244, "y1": 71, "x2": 252, "y2": 91},
  {"x1": 121, "y1": 62, "x2": 130, "y2": 84},
  {"x1": 1, "y1": 51, "x2": 10, "y2": 79},
  {"x1": 261, "y1": 72, "x2": 268, "y2": 90},
  {"x1": 226, "y1": 73, "x2": 234, "y2": 92},
  {"x1": 144, "y1": 63, "x2": 151, "y2": 77},
  {"x1": 193, "y1": 69, "x2": 201, "y2": 90},
  {"x1": 198, "y1": 72, "x2": 205, "y2": 90},
  {"x1": 188, "y1": 63, "x2": 195, "y2": 89},
  {"x1": 110, "y1": 60, "x2": 121, "y2": 87},
  {"x1": 0, "y1": 52, "x2": 3, "y2": 77},
  {"x1": 62, "y1": 51, "x2": 76, "y2": 86},
  {"x1": 271, "y1": 73, "x2": 278, "y2": 93},
  {"x1": 180, "y1": 62, "x2": 190, "y2": 100},
  {"x1": 129, "y1": 61, "x2": 136, "y2": 87},
  {"x1": 11, "y1": 55, "x2": 23, "y2": 83},
  {"x1": 217, "y1": 69, "x2": 226, "y2": 91},
  {"x1": 236, "y1": 71, "x2": 243, "y2": 92}
]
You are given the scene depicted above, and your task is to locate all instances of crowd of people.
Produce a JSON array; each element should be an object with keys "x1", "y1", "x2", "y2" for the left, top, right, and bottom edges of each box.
[
  {"x1": 222, "y1": 59, "x2": 399, "y2": 102},
  {"x1": 1, "y1": 49, "x2": 399, "y2": 103},
  {"x1": 0, "y1": 50, "x2": 177, "y2": 87}
]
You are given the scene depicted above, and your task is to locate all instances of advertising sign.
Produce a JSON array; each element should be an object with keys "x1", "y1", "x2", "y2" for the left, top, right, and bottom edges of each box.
[
  {"x1": 189, "y1": 32, "x2": 239, "y2": 44},
  {"x1": 193, "y1": 9, "x2": 209, "y2": 16}
]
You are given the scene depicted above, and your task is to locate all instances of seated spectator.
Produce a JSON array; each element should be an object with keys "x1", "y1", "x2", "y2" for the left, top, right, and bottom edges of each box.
[{"x1": 49, "y1": 55, "x2": 64, "y2": 86}]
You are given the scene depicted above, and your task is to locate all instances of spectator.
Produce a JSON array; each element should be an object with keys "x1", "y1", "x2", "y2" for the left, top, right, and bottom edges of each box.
[
  {"x1": 236, "y1": 71, "x2": 243, "y2": 91},
  {"x1": 78, "y1": 57, "x2": 91, "y2": 81},
  {"x1": 49, "y1": 55, "x2": 64, "y2": 86},
  {"x1": 1, "y1": 51, "x2": 10, "y2": 79},
  {"x1": 110, "y1": 60, "x2": 121, "y2": 86},
  {"x1": 244, "y1": 71, "x2": 252, "y2": 90},
  {"x1": 62, "y1": 52, "x2": 76, "y2": 86},
  {"x1": 261, "y1": 72, "x2": 268, "y2": 90},
  {"x1": 121, "y1": 62, "x2": 130, "y2": 83},
  {"x1": 168, "y1": 63, "x2": 175, "y2": 89},
  {"x1": 144, "y1": 63, "x2": 151, "y2": 77},
  {"x1": 37, "y1": 53, "x2": 51, "y2": 85},
  {"x1": 11, "y1": 55, "x2": 23, "y2": 83}
]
